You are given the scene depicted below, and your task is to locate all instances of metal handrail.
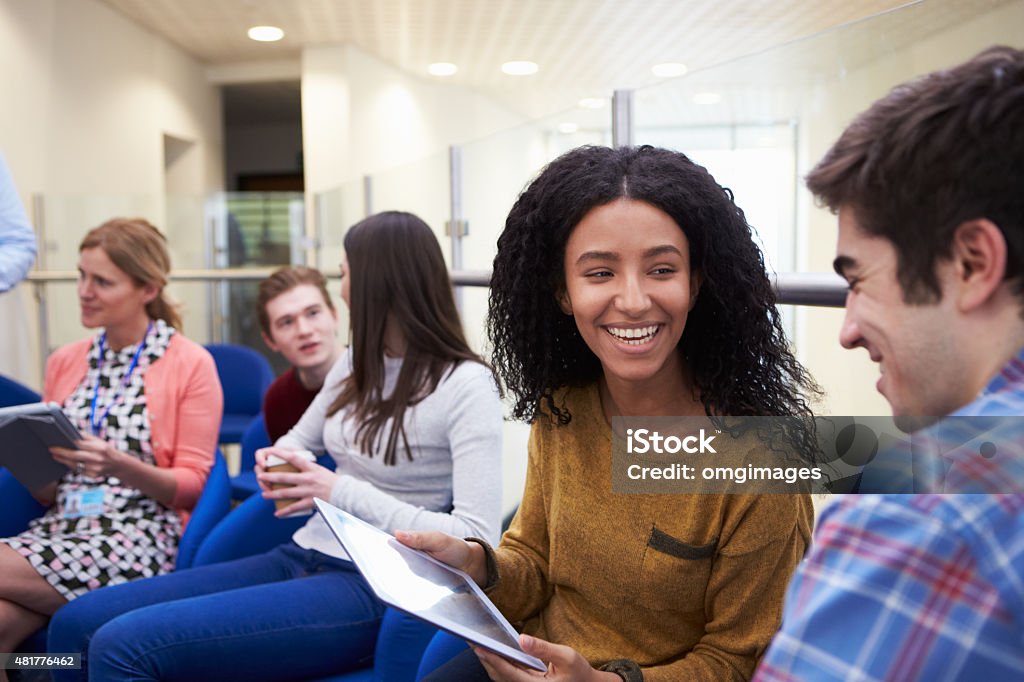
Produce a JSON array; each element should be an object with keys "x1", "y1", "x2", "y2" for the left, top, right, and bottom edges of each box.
[
  {"x1": 771, "y1": 273, "x2": 846, "y2": 306},
  {"x1": 26, "y1": 269, "x2": 846, "y2": 305},
  {"x1": 24, "y1": 268, "x2": 845, "y2": 383}
]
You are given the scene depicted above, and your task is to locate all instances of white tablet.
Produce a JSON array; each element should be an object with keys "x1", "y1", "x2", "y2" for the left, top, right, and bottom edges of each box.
[{"x1": 313, "y1": 498, "x2": 547, "y2": 672}]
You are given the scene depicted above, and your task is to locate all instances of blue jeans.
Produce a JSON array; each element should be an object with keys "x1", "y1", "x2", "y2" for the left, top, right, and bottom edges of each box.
[
  {"x1": 48, "y1": 543, "x2": 385, "y2": 682},
  {"x1": 416, "y1": 632, "x2": 474, "y2": 681},
  {"x1": 372, "y1": 608, "x2": 440, "y2": 682}
]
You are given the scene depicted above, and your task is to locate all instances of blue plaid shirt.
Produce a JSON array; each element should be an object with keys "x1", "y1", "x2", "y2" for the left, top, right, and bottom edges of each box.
[{"x1": 756, "y1": 349, "x2": 1024, "y2": 681}]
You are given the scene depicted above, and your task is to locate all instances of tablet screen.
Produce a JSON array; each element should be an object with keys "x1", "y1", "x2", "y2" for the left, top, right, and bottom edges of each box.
[
  {"x1": 314, "y1": 499, "x2": 546, "y2": 671},
  {"x1": 343, "y1": 512, "x2": 518, "y2": 647}
]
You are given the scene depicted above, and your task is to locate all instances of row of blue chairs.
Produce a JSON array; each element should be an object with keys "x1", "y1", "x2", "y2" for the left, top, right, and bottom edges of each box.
[
  {"x1": 2, "y1": 446, "x2": 456, "y2": 675},
  {"x1": 1, "y1": 360, "x2": 468, "y2": 680},
  {"x1": 2, "y1": 452, "x2": 460, "y2": 680},
  {"x1": 1, "y1": 439, "x2": 427, "y2": 680}
]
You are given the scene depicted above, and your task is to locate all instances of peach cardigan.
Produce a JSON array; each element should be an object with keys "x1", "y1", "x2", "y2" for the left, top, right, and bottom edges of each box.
[{"x1": 43, "y1": 332, "x2": 223, "y2": 521}]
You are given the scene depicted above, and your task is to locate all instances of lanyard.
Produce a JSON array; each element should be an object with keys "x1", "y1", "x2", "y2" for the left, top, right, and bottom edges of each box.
[{"x1": 89, "y1": 322, "x2": 152, "y2": 436}]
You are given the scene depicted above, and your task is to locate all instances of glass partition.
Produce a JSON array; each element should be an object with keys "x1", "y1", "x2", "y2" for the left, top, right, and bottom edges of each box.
[
  {"x1": 31, "y1": 192, "x2": 307, "y2": 372},
  {"x1": 632, "y1": 0, "x2": 1021, "y2": 414},
  {"x1": 204, "y1": 191, "x2": 304, "y2": 372},
  {"x1": 365, "y1": 150, "x2": 451, "y2": 265},
  {"x1": 315, "y1": 178, "x2": 366, "y2": 272},
  {"x1": 34, "y1": 194, "x2": 164, "y2": 356},
  {"x1": 460, "y1": 103, "x2": 613, "y2": 271}
]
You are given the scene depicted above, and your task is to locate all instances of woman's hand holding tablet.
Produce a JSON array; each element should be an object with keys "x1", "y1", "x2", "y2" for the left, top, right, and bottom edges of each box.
[
  {"x1": 393, "y1": 529, "x2": 489, "y2": 588},
  {"x1": 314, "y1": 499, "x2": 547, "y2": 673}
]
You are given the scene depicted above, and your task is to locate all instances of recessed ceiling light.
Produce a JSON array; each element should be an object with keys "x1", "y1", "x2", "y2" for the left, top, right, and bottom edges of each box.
[
  {"x1": 428, "y1": 62, "x2": 458, "y2": 76},
  {"x1": 558, "y1": 122, "x2": 579, "y2": 134},
  {"x1": 248, "y1": 25, "x2": 284, "y2": 42},
  {"x1": 652, "y1": 62, "x2": 688, "y2": 78},
  {"x1": 501, "y1": 61, "x2": 539, "y2": 76},
  {"x1": 578, "y1": 98, "x2": 607, "y2": 109},
  {"x1": 693, "y1": 92, "x2": 721, "y2": 105}
]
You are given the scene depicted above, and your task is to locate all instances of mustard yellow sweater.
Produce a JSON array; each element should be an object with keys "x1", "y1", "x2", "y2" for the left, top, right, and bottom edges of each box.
[{"x1": 486, "y1": 384, "x2": 813, "y2": 681}]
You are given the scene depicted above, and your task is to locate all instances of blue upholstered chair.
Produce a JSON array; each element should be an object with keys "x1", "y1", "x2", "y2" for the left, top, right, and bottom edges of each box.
[
  {"x1": 0, "y1": 373, "x2": 41, "y2": 408},
  {"x1": 2, "y1": 449, "x2": 231, "y2": 652},
  {"x1": 191, "y1": 488, "x2": 307, "y2": 567},
  {"x1": 0, "y1": 468, "x2": 47, "y2": 538},
  {"x1": 231, "y1": 413, "x2": 271, "y2": 501},
  {"x1": 175, "y1": 448, "x2": 232, "y2": 569},
  {"x1": 0, "y1": 468, "x2": 50, "y2": 654},
  {"x1": 204, "y1": 344, "x2": 275, "y2": 444}
]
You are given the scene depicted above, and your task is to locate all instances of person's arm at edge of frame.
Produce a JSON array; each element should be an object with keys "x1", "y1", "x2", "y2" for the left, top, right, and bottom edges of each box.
[
  {"x1": 0, "y1": 153, "x2": 38, "y2": 292},
  {"x1": 752, "y1": 495, "x2": 1019, "y2": 682}
]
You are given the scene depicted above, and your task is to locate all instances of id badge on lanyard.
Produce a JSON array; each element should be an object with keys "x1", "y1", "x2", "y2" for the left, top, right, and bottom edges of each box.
[
  {"x1": 64, "y1": 488, "x2": 106, "y2": 519},
  {"x1": 90, "y1": 322, "x2": 150, "y2": 436}
]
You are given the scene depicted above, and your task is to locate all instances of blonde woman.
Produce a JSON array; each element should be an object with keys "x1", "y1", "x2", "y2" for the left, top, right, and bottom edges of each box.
[{"x1": 0, "y1": 218, "x2": 222, "y2": 658}]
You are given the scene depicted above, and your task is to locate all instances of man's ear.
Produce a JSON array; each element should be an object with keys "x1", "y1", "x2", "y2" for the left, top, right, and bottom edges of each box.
[
  {"x1": 951, "y1": 218, "x2": 1007, "y2": 312},
  {"x1": 556, "y1": 289, "x2": 573, "y2": 316},
  {"x1": 261, "y1": 331, "x2": 280, "y2": 353}
]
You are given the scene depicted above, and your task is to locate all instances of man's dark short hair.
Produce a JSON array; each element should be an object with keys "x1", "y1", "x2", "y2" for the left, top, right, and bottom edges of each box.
[{"x1": 806, "y1": 46, "x2": 1024, "y2": 303}]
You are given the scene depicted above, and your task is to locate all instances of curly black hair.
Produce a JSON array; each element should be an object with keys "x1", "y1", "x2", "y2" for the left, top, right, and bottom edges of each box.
[{"x1": 487, "y1": 145, "x2": 820, "y2": 427}]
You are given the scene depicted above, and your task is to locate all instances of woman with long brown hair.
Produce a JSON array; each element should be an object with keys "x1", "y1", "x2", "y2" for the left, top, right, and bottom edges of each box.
[
  {"x1": 49, "y1": 211, "x2": 504, "y2": 682},
  {"x1": 0, "y1": 218, "x2": 222, "y2": 664}
]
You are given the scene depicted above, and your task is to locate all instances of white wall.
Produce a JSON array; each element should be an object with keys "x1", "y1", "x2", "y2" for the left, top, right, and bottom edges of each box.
[
  {"x1": 301, "y1": 44, "x2": 525, "y2": 193},
  {"x1": 0, "y1": 0, "x2": 223, "y2": 389}
]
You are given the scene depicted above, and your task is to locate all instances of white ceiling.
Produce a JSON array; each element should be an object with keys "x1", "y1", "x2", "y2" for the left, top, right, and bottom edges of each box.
[{"x1": 98, "y1": 0, "x2": 927, "y2": 119}]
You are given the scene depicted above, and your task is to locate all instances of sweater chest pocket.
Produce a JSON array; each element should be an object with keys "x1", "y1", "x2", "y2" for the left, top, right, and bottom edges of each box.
[{"x1": 639, "y1": 526, "x2": 717, "y2": 612}]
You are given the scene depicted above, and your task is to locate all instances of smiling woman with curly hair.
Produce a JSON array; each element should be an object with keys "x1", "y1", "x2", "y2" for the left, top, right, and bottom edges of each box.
[
  {"x1": 403, "y1": 145, "x2": 820, "y2": 681},
  {"x1": 489, "y1": 145, "x2": 819, "y2": 426}
]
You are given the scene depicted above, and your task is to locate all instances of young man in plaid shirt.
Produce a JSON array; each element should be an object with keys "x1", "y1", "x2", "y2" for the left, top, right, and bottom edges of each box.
[{"x1": 757, "y1": 46, "x2": 1024, "y2": 681}]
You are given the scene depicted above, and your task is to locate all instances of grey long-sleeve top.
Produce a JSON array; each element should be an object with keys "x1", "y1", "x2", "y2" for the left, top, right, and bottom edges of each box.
[{"x1": 278, "y1": 350, "x2": 504, "y2": 558}]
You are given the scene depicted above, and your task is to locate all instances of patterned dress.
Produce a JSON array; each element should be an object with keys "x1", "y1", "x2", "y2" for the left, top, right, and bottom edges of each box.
[{"x1": 1, "y1": 320, "x2": 182, "y2": 600}]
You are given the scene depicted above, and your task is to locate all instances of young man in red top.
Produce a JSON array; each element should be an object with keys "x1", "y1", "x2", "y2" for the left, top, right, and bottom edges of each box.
[{"x1": 257, "y1": 266, "x2": 342, "y2": 440}]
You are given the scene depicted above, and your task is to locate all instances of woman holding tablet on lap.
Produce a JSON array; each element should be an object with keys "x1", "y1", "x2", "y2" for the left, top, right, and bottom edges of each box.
[
  {"x1": 0, "y1": 218, "x2": 222, "y2": 663},
  {"x1": 402, "y1": 145, "x2": 818, "y2": 681},
  {"x1": 49, "y1": 211, "x2": 503, "y2": 682}
]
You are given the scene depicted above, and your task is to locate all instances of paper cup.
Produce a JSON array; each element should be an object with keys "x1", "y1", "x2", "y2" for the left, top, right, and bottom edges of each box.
[{"x1": 265, "y1": 450, "x2": 316, "y2": 514}]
